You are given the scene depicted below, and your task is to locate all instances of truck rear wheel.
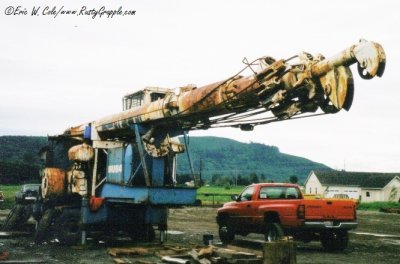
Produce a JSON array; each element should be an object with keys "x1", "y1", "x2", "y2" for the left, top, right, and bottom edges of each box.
[
  {"x1": 218, "y1": 222, "x2": 235, "y2": 244},
  {"x1": 320, "y1": 230, "x2": 348, "y2": 251},
  {"x1": 265, "y1": 223, "x2": 284, "y2": 242}
]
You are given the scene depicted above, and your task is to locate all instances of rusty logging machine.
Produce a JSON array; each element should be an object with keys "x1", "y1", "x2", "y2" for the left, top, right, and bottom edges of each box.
[{"x1": 33, "y1": 40, "x2": 385, "y2": 245}]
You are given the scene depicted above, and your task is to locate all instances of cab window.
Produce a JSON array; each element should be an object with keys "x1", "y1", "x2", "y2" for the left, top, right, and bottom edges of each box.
[
  {"x1": 123, "y1": 92, "x2": 144, "y2": 110},
  {"x1": 259, "y1": 186, "x2": 301, "y2": 199},
  {"x1": 150, "y1": 92, "x2": 166, "y2": 102},
  {"x1": 239, "y1": 186, "x2": 255, "y2": 201}
]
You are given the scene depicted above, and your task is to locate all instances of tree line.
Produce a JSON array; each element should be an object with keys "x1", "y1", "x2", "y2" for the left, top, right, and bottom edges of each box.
[
  {"x1": 177, "y1": 173, "x2": 299, "y2": 187},
  {"x1": 0, "y1": 136, "x2": 46, "y2": 184},
  {"x1": 0, "y1": 161, "x2": 41, "y2": 184}
]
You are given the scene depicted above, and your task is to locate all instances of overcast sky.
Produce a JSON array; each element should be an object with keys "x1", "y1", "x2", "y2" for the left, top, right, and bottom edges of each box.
[{"x1": 1, "y1": 0, "x2": 399, "y2": 173}]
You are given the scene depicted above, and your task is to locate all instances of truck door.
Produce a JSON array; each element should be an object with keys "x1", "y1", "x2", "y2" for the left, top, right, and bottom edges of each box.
[{"x1": 232, "y1": 186, "x2": 256, "y2": 228}]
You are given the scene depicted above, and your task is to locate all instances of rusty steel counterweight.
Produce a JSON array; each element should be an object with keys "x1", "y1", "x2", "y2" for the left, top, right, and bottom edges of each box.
[{"x1": 66, "y1": 39, "x2": 385, "y2": 139}]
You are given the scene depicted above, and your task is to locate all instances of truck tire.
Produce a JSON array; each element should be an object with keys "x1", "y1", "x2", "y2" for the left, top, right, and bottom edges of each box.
[
  {"x1": 54, "y1": 209, "x2": 82, "y2": 246},
  {"x1": 34, "y1": 208, "x2": 57, "y2": 244},
  {"x1": 218, "y1": 222, "x2": 235, "y2": 244},
  {"x1": 320, "y1": 230, "x2": 348, "y2": 251},
  {"x1": 265, "y1": 223, "x2": 284, "y2": 242}
]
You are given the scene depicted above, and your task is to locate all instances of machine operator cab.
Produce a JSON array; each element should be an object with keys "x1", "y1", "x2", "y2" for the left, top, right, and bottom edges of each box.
[
  {"x1": 120, "y1": 86, "x2": 187, "y2": 187},
  {"x1": 122, "y1": 87, "x2": 174, "y2": 111}
]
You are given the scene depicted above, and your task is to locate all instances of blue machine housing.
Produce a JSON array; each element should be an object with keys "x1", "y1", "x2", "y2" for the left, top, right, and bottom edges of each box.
[
  {"x1": 81, "y1": 124, "x2": 197, "y2": 232},
  {"x1": 100, "y1": 184, "x2": 196, "y2": 205}
]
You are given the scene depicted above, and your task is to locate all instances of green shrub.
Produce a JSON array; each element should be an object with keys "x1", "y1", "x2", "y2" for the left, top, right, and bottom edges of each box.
[{"x1": 357, "y1": 201, "x2": 400, "y2": 211}]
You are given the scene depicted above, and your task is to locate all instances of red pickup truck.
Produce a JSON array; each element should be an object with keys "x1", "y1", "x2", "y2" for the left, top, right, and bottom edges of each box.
[{"x1": 216, "y1": 183, "x2": 357, "y2": 250}]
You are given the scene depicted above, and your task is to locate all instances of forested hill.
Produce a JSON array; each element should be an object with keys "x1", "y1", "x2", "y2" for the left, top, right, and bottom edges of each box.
[
  {"x1": 176, "y1": 136, "x2": 330, "y2": 183},
  {"x1": 0, "y1": 136, "x2": 48, "y2": 184},
  {"x1": 0, "y1": 136, "x2": 48, "y2": 164},
  {"x1": 0, "y1": 136, "x2": 330, "y2": 184}
]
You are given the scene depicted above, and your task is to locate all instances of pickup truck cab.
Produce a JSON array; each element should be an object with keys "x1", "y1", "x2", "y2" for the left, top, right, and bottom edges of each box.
[{"x1": 216, "y1": 183, "x2": 357, "y2": 250}]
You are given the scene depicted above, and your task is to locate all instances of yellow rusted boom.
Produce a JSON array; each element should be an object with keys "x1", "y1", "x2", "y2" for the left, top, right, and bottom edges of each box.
[{"x1": 66, "y1": 39, "x2": 385, "y2": 139}]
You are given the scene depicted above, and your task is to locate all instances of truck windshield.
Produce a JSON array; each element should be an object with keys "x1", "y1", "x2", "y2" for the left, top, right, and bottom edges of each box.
[{"x1": 259, "y1": 186, "x2": 301, "y2": 199}]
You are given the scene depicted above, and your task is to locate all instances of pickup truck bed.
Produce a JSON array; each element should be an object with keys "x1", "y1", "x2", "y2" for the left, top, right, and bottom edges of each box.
[{"x1": 216, "y1": 183, "x2": 357, "y2": 250}]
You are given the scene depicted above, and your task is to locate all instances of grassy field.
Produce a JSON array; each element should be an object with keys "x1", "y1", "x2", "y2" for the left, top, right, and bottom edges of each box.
[
  {"x1": 0, "y1": 184, "x2": 20, "y2": 209},
  {"x1": 357, "y1": 201, "x2": 400, "y2": 211},
  {"x1": 196, "y1": 185, "x2": 245, "y2": 206}
]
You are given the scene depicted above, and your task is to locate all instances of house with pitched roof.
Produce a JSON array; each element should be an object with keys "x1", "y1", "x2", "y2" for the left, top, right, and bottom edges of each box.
[{"x1": 304, "y1": 170, "x2": 400, "y2": 202}]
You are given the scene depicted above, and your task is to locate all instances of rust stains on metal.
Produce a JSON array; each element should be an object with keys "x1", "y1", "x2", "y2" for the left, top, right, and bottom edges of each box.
[
  {"x1": 67, "y1": 170, "x2": 87, "y2": 196},
  {"x1": 143, "y1": 134, "x2": 184, "y2": 158},
  {"x1": 319, "y1": 66, "x2": 354, "y2": 112},
  {"x1": 41, "y1": 168, "x2": 66, "y2": 199},
  {"x1": 68, "y1": 143, "x2": 94, "y2": 161},
  {"x1": 311, "y1": 39, "x2": 386, "y2": 79},
  {"x1": 62, "y1": 39, "x2": 385, "y2": 139}
]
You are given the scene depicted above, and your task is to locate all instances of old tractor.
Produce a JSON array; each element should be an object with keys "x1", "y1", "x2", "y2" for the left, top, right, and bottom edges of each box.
[{"x1": 30, "y1": 39, "x2": 384, "y2": 245}]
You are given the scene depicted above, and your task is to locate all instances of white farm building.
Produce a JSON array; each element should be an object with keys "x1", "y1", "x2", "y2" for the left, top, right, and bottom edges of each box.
[{"x1": 304, "y1": 170, "x2": 400, "y2": 202}]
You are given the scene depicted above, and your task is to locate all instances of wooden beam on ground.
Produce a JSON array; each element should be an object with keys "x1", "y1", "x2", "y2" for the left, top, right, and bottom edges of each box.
[{"x1": 107, "y1": 247, "x2": 149, "y2": 257}]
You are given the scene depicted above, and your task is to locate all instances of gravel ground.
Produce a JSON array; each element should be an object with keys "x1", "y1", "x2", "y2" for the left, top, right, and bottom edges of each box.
[{"x1": 0, "y1": 208, "x2": 399, "y2": 263}]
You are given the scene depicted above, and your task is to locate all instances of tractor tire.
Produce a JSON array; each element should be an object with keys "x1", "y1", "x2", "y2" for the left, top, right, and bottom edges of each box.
[
  {"x1": 2, "y1": 205, "x2": 25, "y2": 231},
  {"x1": 20, "y1": 204, "x2": 33, "y2": 226},
  {"x1": 128, "y1": 224, "x2": 155, "y2": 242},
  {"x1": 265, "y1": 223, "x2": 284, "y2": 242},
  {"x1": 218, "y1": 222, "x2": 235, "y2": 244},
  {"x1": 34, "y1": 208, "x2": 57, "y2": 244},
  {"x1": 320, "y1": 230, "x2": 349, "y2": 251},
  {"x1": 54, "y1": 209, "x2": 82, "y2": 246}
]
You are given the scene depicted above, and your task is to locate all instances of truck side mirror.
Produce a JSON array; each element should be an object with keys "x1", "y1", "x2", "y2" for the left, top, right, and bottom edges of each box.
[{"x1": 231, "y1": 195, "x2": 239, "y2": 201}]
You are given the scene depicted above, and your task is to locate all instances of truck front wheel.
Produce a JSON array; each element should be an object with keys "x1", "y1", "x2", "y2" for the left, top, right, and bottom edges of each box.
[
  {"x1": 218, "y1": 222, "x2": 235, "y2": 244},
  {"x1": 320, "y1": 230, "x2": 348, "y2": 251},
  {"x1": 265, "y1": 223, "x2": 284, "y2": 242}
]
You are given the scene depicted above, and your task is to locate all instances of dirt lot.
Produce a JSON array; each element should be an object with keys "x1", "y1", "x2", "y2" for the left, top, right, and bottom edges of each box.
[{"x1": 0, "y1": 207, "x2": 399, "y2": 263}]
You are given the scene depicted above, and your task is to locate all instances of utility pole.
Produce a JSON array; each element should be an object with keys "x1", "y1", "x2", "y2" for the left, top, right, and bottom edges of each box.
[
  {"x1": 199, "y1": 158, "x2": 203, "y2": 187},
  {"x1": 235, "y1": 168, "x2": 238, "y2": 186}
]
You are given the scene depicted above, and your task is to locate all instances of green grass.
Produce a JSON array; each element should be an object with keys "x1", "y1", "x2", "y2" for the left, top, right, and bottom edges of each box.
[
  {"x1": 197, "y1": 185, "x2": 245, "y2": 195},
  {"x1": 196, "y1": 185, "x2": 245, "y2": 205},
  {"x1": 0, "y1": 184, "x2": 20, "y2": 209},
  {"x1": 357, "y1": 201, "x2": 400, "y2": 211},
  {"x1": 1, "y1": 184, "x2": 246, "y2": 208}
]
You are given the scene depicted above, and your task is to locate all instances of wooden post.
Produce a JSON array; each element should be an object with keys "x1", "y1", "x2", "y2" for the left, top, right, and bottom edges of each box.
[{"x1": 263, "y1": 240, "x2": 296, "y2": 264}]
